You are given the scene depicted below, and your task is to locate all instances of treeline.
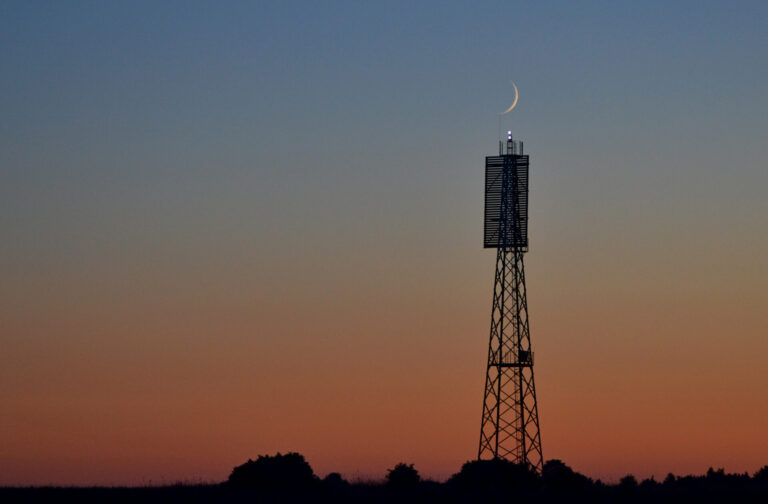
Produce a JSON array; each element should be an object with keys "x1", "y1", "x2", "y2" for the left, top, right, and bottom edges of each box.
[
  {"x1": 224, "y1": 453, "x2": 768, "y2": 503},
  {"x1": 3, "y1": 452, "x2": 768, "y2": 503}
]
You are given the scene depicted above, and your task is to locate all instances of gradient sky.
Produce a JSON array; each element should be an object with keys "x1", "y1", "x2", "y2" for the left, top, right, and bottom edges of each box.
[{"x1": 2, "y1": 0, "x2": 768, "y2": 486}]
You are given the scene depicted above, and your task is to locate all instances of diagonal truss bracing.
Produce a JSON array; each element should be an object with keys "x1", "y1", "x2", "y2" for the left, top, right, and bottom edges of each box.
[{"x1": 478, "y1": 149, "x2": 542, "y2": 471}]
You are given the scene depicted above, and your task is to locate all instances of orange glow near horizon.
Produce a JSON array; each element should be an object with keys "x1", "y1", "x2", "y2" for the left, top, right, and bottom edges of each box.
[{"x1": 3, "y1": 231, "x2": 767, "y2": 485}]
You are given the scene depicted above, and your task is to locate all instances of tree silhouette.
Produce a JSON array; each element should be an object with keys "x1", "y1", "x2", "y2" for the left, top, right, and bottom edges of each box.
[
  {"x1": 618, "y1": 474, "x2": 638, "y2": 495},
  {"x1": 448, "y1": 458, "x2": 539, "y2": 495},
  {"x1": 386, "y1": 463, "x2": 420, "y2": 488},
  {"x1": 323, "y1": 472, "x2": 348, "y2": 487},
  {"x1": 227, "y1": 452, "x2": 316, "y2": 491},
  {"x1": 321, "y1": 471, "x2": 350, "y2": 500},
  {"x1": 542, "y1": 459, "x2": 592, "y2": 493}
]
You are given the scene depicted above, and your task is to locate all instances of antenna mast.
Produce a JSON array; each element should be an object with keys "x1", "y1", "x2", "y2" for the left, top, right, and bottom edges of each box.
[{"x1": 478, "y1": 132, "x2": 543, "y2": 471}]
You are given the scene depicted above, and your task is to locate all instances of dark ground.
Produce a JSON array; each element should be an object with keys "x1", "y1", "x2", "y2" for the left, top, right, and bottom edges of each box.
[{"x1": 3, "y1": 456, "x2": 768, "y2": 503}]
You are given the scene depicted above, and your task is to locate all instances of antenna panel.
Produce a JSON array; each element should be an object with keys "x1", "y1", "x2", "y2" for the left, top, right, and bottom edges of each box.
[{"x1": 484, "y1": 155, "x2": 529, "y2": 249}]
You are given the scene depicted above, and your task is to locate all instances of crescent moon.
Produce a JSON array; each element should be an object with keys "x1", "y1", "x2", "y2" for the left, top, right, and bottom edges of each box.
[{"x1": 500, "y1": 82, "x2": 519, "y2": 115}]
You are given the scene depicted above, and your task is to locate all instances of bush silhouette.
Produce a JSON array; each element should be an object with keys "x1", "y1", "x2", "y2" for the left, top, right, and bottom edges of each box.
[
  {"x1": 706, "y1": 466, "x2": 725, "y2": 479},
  {"x1": 448, "y1": 458, "x2": 539, "y2": 494},
  {"x1": 227, "y1": 452, "x2": 316, "y2": 491},
  {"x1": 323, "y1": 472, "x2": 348, "y2": 487},
  {"x1": 542, "y1": 459, "x2": 592, "y2": 492},
  {"x1": 618, "y1": 474, "x2": 638, "y2": 493},
  {"x1": 386, "y1": 463, "x2": 420, "y2": 488},
  {"x1": 639, "y1": 476, "x2": 658, "y2": 491},
  {"x1": 321, "y1": 471, "x2": 349, "y2": 500}
]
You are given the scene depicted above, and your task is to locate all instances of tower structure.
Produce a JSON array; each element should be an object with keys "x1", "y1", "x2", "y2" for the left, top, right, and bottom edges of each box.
[{"x1": 478, "y1": 133, "x2": 543, "y2": 471}]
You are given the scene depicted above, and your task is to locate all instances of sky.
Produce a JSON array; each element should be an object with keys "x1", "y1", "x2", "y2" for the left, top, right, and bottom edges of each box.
[{"x1": 2, "y1": 0, "x2": 768, "y2": 486}]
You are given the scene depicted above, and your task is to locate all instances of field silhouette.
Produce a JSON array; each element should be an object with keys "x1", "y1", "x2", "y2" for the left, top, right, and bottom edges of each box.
[{"x1": 3, "y1": 452, "x2": 768, "y2": 503}]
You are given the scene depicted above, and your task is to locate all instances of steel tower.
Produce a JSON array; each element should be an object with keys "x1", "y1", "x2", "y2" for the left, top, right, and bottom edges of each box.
[{"x1": 478, "y1": 134, "x2": 543, "y2": 471}]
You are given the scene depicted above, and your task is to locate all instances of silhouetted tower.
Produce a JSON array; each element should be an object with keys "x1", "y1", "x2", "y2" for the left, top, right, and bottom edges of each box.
[{"x1": 478, "y1": 132, "x2": 543, "y2": 471}]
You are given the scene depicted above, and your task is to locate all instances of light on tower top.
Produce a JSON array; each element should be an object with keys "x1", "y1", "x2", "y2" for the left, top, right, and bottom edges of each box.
[{"x1": 507, "y1": 131, "x2": 512, "y2": 140}]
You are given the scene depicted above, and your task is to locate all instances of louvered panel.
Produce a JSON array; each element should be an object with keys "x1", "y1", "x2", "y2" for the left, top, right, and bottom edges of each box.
[{"x1": 484, "y1": 155, "x2": 529, "y2": 249}]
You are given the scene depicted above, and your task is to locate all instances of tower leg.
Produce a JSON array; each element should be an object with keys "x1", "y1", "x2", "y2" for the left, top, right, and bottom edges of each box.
[{"x1": 478, "y1": 247, "x2": 543, "y2": 471}]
